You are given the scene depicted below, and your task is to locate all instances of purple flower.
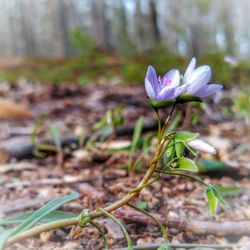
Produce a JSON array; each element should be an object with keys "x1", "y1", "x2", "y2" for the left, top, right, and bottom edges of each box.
[
  {"x1": 183, "y1": 58, "x2": 223, "y2": 98},
  {"x1": 145, "y1": 65, "x2": 188, "y2": 101},
  {"x1": 187, "y1": 139, "x2": 216, "y2": 154}
]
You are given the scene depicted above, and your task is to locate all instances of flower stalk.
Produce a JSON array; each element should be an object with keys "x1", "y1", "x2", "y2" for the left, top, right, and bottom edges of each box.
[
  {"x1": 3, "y1": 58, "x2": 226, "y2": 249},
  {"x1": 5, "y1": 105, "x2": 173, "y2": 249}
]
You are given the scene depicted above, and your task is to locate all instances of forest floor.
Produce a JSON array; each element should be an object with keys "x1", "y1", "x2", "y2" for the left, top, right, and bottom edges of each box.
[{"x1": 0, "y1": 79, "x2": 250, "y2": 250}]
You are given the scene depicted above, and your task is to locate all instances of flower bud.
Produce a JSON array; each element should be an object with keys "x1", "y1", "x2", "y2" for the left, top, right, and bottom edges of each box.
[{"x1": 187, "y1": 139, "x2": 216, "y2": 154}]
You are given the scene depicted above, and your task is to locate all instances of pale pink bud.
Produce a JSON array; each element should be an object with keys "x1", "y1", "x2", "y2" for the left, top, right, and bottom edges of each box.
[{"x1": 187, "y1": 139, "x2": 216, "y2": 154}]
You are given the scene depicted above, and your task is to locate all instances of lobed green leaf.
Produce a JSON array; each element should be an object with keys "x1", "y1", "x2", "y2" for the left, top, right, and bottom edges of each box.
[
  {"x1": 177, "y1": 157, "x2": 198, "y2": 172},
  {"x1": 174, "y1": 131, "x2": 199, "y2": 143},
  {"x1": 206, "y1": 188, "x2": 218, "y2": 216}
]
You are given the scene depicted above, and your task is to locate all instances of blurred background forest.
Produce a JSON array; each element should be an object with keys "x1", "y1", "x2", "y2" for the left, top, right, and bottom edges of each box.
[
  {"x1": 0, "y1": 0, "x2": 250, "y2": 87},
  {"x1": 1, "y1": 0, "x2": 250, "y2": 58}
]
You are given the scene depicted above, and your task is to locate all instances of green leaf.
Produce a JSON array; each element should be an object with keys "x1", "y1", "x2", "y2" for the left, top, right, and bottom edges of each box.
[
  {"x1": 11, "y1": 191, "x2": 79, "y2": 236},
  {"x1": 196, "y1": 159, "x2": 231, "y2": 173},
  {"x1": 210, "y1": 186, "x2": 229, "y2": 207},
  {"x1": 0, "y1": 230, "x2": 12, "y2": 250},
  {"x1": 131, "y1": 117, "x2": 144, "y2": 152},
  {"x1": 106, "y1": 110, "x2": 112, "y2": 126},
  {"x1": 217, "y1": 186, "x2": 244, "y2": 197},
  {"x1": 136, "y1": 201, "x2": 148, "y2": 210},
  {"x1": 177, "y1": 157, "x2": 198, "y2": 172},
  {"x1": 149, "y1": 99, "x2": 175, "y2": 109},
  {"x1": 113, "y1": 105, "x2": 124, "y2": 127},
  {"x1": 142, "y1": 132, "x2": 154, "y2": 155},
  {"x1": 174, "y1": 131, "x2": 199, "y2": 143},
  {"x1": 128, "y1": 117, "x2": 144, "y2": 172},
  {"x1": 135, "y1": 161, "x2": 143, "y2": 173},
  {"x1": 206, "y1": 185, "x2": 229, "y2": 216},
  {"x1": 0, "y1": 210, "x2": 77, "y2": 226},
  {"x1": 113, "y1": 115, "x2": 123, "y2": 127},
  {"x1": 177, "y1": 94, "x2": 202, "y2": 103},
  {"x1": 206, "y1": 188, "x2": 218, "y2": 216},
  {"x1": 93, "y1": 116, "x2": 107, "y2": 130},
  {"x1": 50, "y1": 124, "x2": 61, "y2": 150},
  {"x1": 175, "y1": 142, "x2": 185, "y2": 158},
  {"x1": 157, "y1": 243, "x2": 170, "y2": 250},
  {"x1": 99, "y1": 126, "x2": 113, "y2": 142},
  {"x1": 166, "y1": 140, "x2": 175, "y2": 158}
]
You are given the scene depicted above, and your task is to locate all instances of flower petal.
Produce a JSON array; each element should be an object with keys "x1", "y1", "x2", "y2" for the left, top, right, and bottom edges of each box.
[
  {"x1": 162, "y1": 69, "x2": 181, "y2": 89},
  {"x1": 187, "y1": 139, "x2": 216, "y2": 154},
  {"x1": 162, "y1": 69, "x2": 180, "y2": 89},
  {"x1": 158, "y1": 70, "x2": 180, "y2": 101},
  {"x1": 187, "y1": 65, "x2": 211, "y2": 94},
  {"x1": 193, "y1": 84, "x2": 223, "y2": 98},
  {"x1": 145, "y1": 79, "x2": 156, "y2": 99},
  {"x1": 173, "y1": 83, "x2": 189, "y2": 98},
  {"x1": 158, "y1": 87, "x2": 175, "y2": 101},
  {"x1": 146, "y1": 65, "x2": 158, "y2": 92},
  {"x1": 184, "y1": 57, "x2": 196, "y2": 82}
]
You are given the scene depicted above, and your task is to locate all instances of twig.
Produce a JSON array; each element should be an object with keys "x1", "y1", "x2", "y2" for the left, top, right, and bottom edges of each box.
[
  {"x1": 5, "y1": 123, "x2": 164, "y2": 248},
  {"x1": 119, "y1": 242, "x2": 240, "y2": 250},
  {"x1": 115, "y1": 209, "x2": 250, "y2": 236}
]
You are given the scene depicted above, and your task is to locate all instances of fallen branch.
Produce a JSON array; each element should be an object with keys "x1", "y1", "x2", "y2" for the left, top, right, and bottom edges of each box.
[
  {"x1": 0, "y1": 122, "x2": 157, "y2": 160},
  {"x1": 4, "y1": 176, "x2": 90, "y2": 189},
  {"x1": 116, "y1": 209, "x2": 250, "y2": 236},
  {"x1": 0, "y1": 162, "x2": 36, "y2": 174},
  {"x1": 120, "y1": 242, "x2": 239, "y2": 250}
]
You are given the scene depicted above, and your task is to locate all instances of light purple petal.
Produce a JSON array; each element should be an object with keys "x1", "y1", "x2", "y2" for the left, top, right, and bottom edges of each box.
[
  {"x1": 184, "y1": 57, "x2": 196, "y2": 82},
  {"x1": 173, "y1": 83, "x2": 189, "y2": 98},
  {"x1": 187, "y1": 65, "x2": 211, "y2": 94},
  {"x1": 145, "y1": 79, "x2": 156, "y2": 99},
  {"x1": 158, "y1": 70, "x2": 180, "y2": 101},
  {"x1": 158, "y1": 87, "x2": 175, "y2": 101},
  {"x1": 162, "y1": 68, "x2": 179, "y2": 81},
  {"x1": 146, "y1": 65, "x2": 158, "y2": 92},
  {"x1": 187, "y1": 139, "x2": 217, "y2": 154},
  {"x1": 162, "y1": 69, "x2": 180, "y2": 89},
  {"x1": 193, "y1": 84, "x2": 223, "y2": 98}
]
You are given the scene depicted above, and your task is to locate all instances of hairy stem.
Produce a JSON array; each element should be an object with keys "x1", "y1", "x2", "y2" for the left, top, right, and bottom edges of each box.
[
  {"x1": 127, "y1": 203, "x2": 168, "y2": 243},
  {"x1": 5, "y1": 140, "x2": 163, "y2": 248},
  {"x1": 97, "y1": 208, "x2": 132, "y2": 250},
  {"x1": 5, "y1": 104, "x2": 177, "y2": 249},
  {"x1": 155, "y1": 109, "x2": 161, "y2": 143},
  {"x1": 120, "y1": 242, "x2": 239, "y2": 250},
  {"x1": 6, "y1": 218, "x2": 79, "y2": 247},
  {"x1": 160, "y1": 102, "x2": 176, "y2": 138},
  {"x1": 89, "y1": 221, "x2": 109, "y2": 250},
  {"x1": 164, "y1": 171, "x2": 209, "y2": 187}
]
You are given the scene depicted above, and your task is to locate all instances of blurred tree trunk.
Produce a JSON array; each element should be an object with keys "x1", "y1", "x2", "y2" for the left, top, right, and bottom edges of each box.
[
  {"x1": 58, "y1": 0, "x2": 71, "y2": 57},
  {"x1": 49, "y1": 0, "x2": 66, "y2": 57},
  {"x1": 221, "y1": 4, "x2": 235, "y2": 54},
  {"x1": 113, "y1": 0, "x2": 133, "y2": 54},
  {"x1": 91, "y1": 0, "x2": 112, "y2": 52},
  {"x1": 20, "y1": 0, "x2": 35, "y2": 57},
  {"x1": 149, "y1": 0, "x2": 160, "y2": 44}
]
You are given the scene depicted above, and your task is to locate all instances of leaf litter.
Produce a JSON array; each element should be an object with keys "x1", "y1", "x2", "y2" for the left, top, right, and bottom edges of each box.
[{"x1": 0, "y1": 80, "x2": 249, "y2": 249}]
